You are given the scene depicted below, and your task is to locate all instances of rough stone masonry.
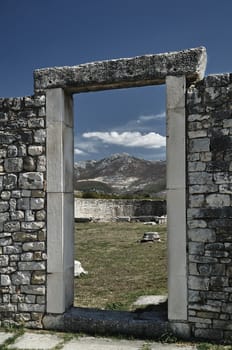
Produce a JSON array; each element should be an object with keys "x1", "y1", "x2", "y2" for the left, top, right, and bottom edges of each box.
[
  {"x1": 0, "y1": 96, "x2": 46, "y2": 328},
  {"x1": 187, "y1": 73, "x2": 232, "y2": 342},
  {"x1": 0, "y1": 46, "x2": 232, "y2": 343}
]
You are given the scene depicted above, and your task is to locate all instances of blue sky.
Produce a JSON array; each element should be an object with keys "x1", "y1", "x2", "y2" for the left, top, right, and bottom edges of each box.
[{"x1": 0, "y1": 0, "x2": 231, "y2": 161}]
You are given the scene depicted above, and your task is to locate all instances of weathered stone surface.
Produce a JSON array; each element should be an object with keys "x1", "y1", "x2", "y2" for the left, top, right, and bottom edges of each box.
[
  {"x1": 189, "y1": 138, "x2": 210, "y2": 153},
  {"x1": 188, "y1": 228, "x2": 216, "y2": 242},
  {"x1": 18, "y1": 261, "x2": 45, "y2": 271},
  {"x1": 1, "y1": 274, "x2": 11, "y2": 286},
  {"x1": 31, "y1": 271, "x2": 46, "y2": 285},
  {"x1": 206, "y1": 193, "x2": 230, "y2": 207},
  {"x1": 34, "y1": 47, "x2": 207, "y2": 92},
  {"x1": 187, "y1": 73, "x2": 232, "y2": 341},
  {"x1": 22, "y1": 242, "x2": 45, "y2": 252},
  {"x1": 31, "y1": 198, "x2": 44, "y2": 210},
  {"x1": 19, "y1": 172, "x2": 44, "y2": 190},
  {"x1": 21, "y1": 221, "x2": 44, "y2": 231},
  {"x1": 18, "y1": 303, "x2": 45, "y2": 312},
  {"x1": 23, "y1": 156, "x2": 36, "y2": 171},
  {"x1": 21, "y1": 285, "x2": 45, "y2": 295},
  {"x1": 4, "y1": 158, "x2": 23, "y2": 172},
  {"x1": 34, "y1": 129, "x2": 46, "y2": 143},
  {"x1": 3, "y1": 174, "x2": 17, "y2": 189},
  {"x1": 17, "y1": 198, "x2": 30, "y2": 210},
  {"x1": 189, "y1": 276, "x2": 210, "y2": 290},
  {"x1": 11, "y1": 271, "x2": 31, "y2": 285},
  {"x1": 0, "y1": 255, "x2": 9, "y2": 266},
  {"x1": 28, "y1": 145, "x2": 43, "y2": 156}
]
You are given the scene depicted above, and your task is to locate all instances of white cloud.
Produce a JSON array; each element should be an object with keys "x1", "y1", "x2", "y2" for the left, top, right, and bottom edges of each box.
[
  {"x1": 74, "y1": 136, "x2": 99, "y2": 153},
  {"x1": 138, "y1": 112, "x2": 165, "y2": 122},
  {"x1": 114, "y1": 111, "x2": 166, "y2": 133},
  {"x1": 83, "y1": 131, "x2": 165, "y2": 149},
  {"x1": 74, "y1": 148, "x2": 86, "y2": 155}
]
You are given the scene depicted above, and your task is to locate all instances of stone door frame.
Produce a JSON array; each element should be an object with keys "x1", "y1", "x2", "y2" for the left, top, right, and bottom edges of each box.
[{"x1": 35, "y1": 47, "x2": 207, "y2": 322}]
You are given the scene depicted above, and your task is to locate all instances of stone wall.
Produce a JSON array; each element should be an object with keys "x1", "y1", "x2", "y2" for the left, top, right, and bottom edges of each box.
[
  {"x1": 187, "y1": 73, "x2": 232, "y2": 342},
  {"x1": 75, "y1": 198, "x2": 166, "y2": 221},
  {"x1": 0, "y1": 96, "x2": 46, "y2": 328},
  {"x1": 1, "y1": 48, "x2": 232, "y2": 343}
]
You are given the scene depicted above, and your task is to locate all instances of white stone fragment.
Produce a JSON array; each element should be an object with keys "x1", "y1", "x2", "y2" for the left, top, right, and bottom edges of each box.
[{"x1": 74, "y1": 260, "x2": 88, "y2": 277}]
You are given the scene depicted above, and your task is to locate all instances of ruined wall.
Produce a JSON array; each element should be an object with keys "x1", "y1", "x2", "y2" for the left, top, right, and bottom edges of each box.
[
  {"x1": 0, "y1": 96, "x2": 46, "y2": 328},
  {"x1": 1, "y1": 48, "x2": 232, "y2": 343},
  {"x1": 75, "y1": 198, "x2": 166, "y2": 221},
  {"x1": 187, "y1": 73, "x2": 232, "y2": 342}
]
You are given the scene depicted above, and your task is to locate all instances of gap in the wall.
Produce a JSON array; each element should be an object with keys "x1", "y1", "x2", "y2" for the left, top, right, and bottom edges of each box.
[{"x1": 73, "y1": 85, "x2": 167, "y2": 313}]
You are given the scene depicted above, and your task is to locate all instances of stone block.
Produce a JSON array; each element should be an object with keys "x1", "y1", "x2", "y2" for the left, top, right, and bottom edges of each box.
[
  {"x1": 18, "y1": 261, "x2": 45, "y2": 271},
  {"x1": 0, "y1": 255, "x2": 9, "y2": 267},
  {"x1": 3, "y1": 174, "x2": 17, "y2": 189},
  {"x1": 189, "y1": 194, "x2": 205, "y2": 208},
  {"x1": 31, "y1": 198, "x2": 44, "y2": 210},
  {"x1": 7, "y1": 145, "x2": 18, "y2": 157},
  {"x1": 189, "y1": 138, "x2": 210, "y2": 152},
  {"x1": 187, "y1": 219, "x2": 207, "y2": 229},
  {"x1": 11, "y1": 210, "x2": 24, "y2": 221},
  {"x1": 188, "y1": 228, "x2": 216, "y2": 242},
  {"x1": 23, "y1": 156, "x2": 36, "y2": 171},
  {"x1": 3, "y1": 246, "x2": 22, "y2": 254},
  {"x1": 18, "y1": 303, "x2": 45, "y2": 312},
  {"x1": 28, "y1": 145, "x2": 43, "y2": 156},
  {"x1": 214, "y1": 172, "x2": 232, "y2": 184},
  {"x1": 210, "y1": 276, "x2": 228, "y2": 290},
  {"x1": 11, "y1": 271, "x2": 31, "y2": 285},
  {"x1": 188, "y1": 172, "x2": 213, "y2": 185},
  {"x1": 188, "y1": 242, "x2": 204, "y2": 255},
  {"x1": 36, "y1": 210, "x2": 46, "y2": 221},
  {"x1": 21, "y1": 285, "x2": 45, "y2": 295},
  {"x1": 19, "y1": 172, "x2": 44, "y2": 190},
  {"x1": 1, "y1": 275, "x2": 11, "y2": 286},
  {"x1": 37, "y1": 296, "x2": 45, "y2": 304},
  {"x1": 28, "y1": 118, "x2": 44, "y2": 128},
  {"x1": 0, "y1": 238, "x2": 12, "y2": 246},
  {"x1": 0, "y1": 213, "x2": 10, "y2": 223},
  {"x1": 1, "y1": 191, "x2": 11, "y2": 200},
  {"x1": 21, "y1": 221, "x2": 44, "y2": 231},
  {"x1": 34, "y1": 129, "x2": 46, "y2": 144},
  {"x1": 188, "y1": 130, "x2": 207, "y2": 138},
  {"x1": 206, "y1": 193, "x2": 230, "y2": 207},
  {"x1": 169, "y1": 322, "x2": 191, "y2": 340},
  {"x1": 22, "y1": 242, "x2": 45, "y2": 252},
  {"x1": 31, "y1": 271, "x2": 45, "y2": 285},
  {"x1": 13, "y1": 232, "x2": 37, "y2": 242},
  {"x1": 37, "y1": 155, "x2": 46, "y2": 172},
  {"x1": 188, "y1": 276, "x2": 210, "y2": 290},
  {"x1": 188, "y1": 161, "x2": 206, "y2": 172},
  {"x1": 21, "y1": 252, "x2": 34, "y2": 261},
  {"x1": 4, "y1": 158, "x2": 23, "y2": 172},
  {"x1": 0, "y1": 201, "x2": 9, "y2": 212},
  {"x1": 25, "y1": 210, "x2": 35, "y2": 222},
  {"x1": 195, "y1": 328, "x2": 223, "y2": 340},
  {"x1": 4, "y1": 221, "x2": 20, "y2": 232},
  {"x1": 34, "y1": 47, "x2": 207, "y2": 91},
  {"x1": 25, "y1": 295, "x2": 36, "y2": 303}
]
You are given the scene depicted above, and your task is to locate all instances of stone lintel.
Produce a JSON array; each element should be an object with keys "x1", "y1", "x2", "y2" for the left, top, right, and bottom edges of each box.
[{"x1": 34, "y1": 47, "x2": 207, "y2": 93}]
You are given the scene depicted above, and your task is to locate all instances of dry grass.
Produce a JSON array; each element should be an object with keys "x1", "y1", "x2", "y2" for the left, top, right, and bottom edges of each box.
[{"x1": 74, "y1": 222, "x2": 167, "y2": 310}]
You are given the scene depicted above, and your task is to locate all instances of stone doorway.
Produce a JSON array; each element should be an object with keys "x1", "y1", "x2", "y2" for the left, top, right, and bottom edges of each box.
[{"x1": 35, "y1": 47, "x2": 206, "y2": 331}]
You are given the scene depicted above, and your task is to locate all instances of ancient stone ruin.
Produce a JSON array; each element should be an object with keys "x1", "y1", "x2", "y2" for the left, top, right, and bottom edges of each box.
[
  {"x1": 74, "y1": 198, "x2": 166, "y2": 222},
  {"x1": 0, "y1": 46, "x2": 232, "y2": 343}
]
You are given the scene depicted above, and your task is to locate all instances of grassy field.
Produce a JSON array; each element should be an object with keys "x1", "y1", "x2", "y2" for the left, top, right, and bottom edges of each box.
[{"x1": 74, "y1": 221, "x2": 167, "y2": 310}]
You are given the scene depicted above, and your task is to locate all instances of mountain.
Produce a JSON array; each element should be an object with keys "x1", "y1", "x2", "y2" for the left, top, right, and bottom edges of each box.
[{"x1": 74, "y1": 153, "x2": 166, "y2": 198}]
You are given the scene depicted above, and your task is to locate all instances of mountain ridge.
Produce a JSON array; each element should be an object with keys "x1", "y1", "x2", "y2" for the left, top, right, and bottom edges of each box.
[{"x1": 74, "y1": 153, "x2": 166, "y2": 197}]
